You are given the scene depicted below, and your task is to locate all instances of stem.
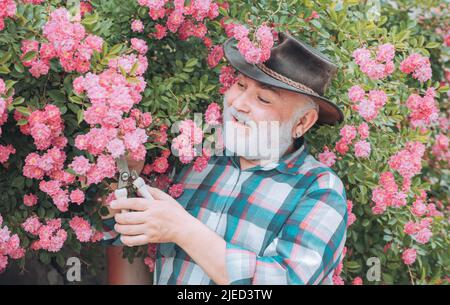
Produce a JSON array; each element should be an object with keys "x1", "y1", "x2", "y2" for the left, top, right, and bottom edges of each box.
[
  {"x1": 42, "y1": 73, "x2": 50, "y2": 103},
  {"x1": 360, "y1": 160, "x2": 376, "y2": 175},
  {"x1": 167, "y1": 87, "x2": 179, "y2": 103},
  {"x1": 25, "y1": 27, "x2": 45, "y2": 41},
  {"x1": 407, "y1": 265, "x2": 415, "y2": 285},
  {"x1": 269, "y1": 0, "x2": 284, "y2": 21}
]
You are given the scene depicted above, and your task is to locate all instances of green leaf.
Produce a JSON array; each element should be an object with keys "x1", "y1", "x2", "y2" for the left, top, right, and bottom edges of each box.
[
  {"x1": 46, "y1": 209, "x2": 55, "y2": 219},
  {"x1": 119, "y1": 66, "x2": 127, "y2": 77},
  {"x1": 56, "y1": 255, "x2": 65, "y2": 268},
  {"x1": 0, "y1": 51, "x2": 12, "y2": 65},
  {"x1": 346, "y1": 261, "x2": 361, "y2": 271},
  {"x1": 15, "y1": 106, "x2": 31, "y2": 116},
  {"x1": 438, "y1": 85, "x2": 449, "y2": 93},
  {"x1": 14, "y1": 62, "x2": 24, "y2": 73},
  {"x1": 0, "y1": 65, "x2": 10, "y2": 74},
  {"x1": 16, "y1": 119, "x2": 28, "y2": 126},
  {"x1": 69, "y1": 95, "x2": 83, "y2": 104},
  {"x1": 310, "y1": 19, "x2": 322, "y2": 29},
  {"x1": 129, "y1": 61, "x2": 138, "y2": 75},
  {"x1": 72, "y1": 240, "x2": 82, "y2": 253},
  {"x1": 82, "y1": 12, "x2": 98, "y2": 26},
  {"x1": 12, "y1": 97, "x2": 25, "y2": 105},
  {"x1": 108, "y1": 43, "x2": 123, "y2": 55},
  {"x1": 15, "y1": 13, "x2": 27, "y2": 26},
  {"x1": 67, "y1": 103, "x2": 80, "y2": 114},
  {"x1": 383, "y1": 235, "x2": 393, "y2": 242},
  {"x1": 395, "y1": 30, "x2": 410, "y2": 42},
  {"x1": 382, "y1": 273, "x2": 394, "y2": 284},
  {"x1": 425, "y1": 42, "x2": 440, "y2": 49},
  {"x1": 185, "y1": 58, "x2": 198, "y2": 68},
  {"x1": 11, "y1": 176, "x2": 25, "y2": 189},
  {"x1": 39, "y1": 252, "x2": 51, "y2": 265},
  {"x1": 378, "y1": 15, "x2": 388, "y2": 26},
  {"x1": 48, "y1": 90, "x2": 66, "y2": 103},
  {"x1": 5, "y1": 80, "x2": 17, "y2": 91},
  {"x1": 22, "y1": 51, "x2": 37, "y2": 62},
  {"x1": 77, "y1": 109, "x2": 84, "y2": 124},
  {"x1": 65, "y1": 168, "x2": 77, "y2": 176},
  {"x1": 196, "y1": 93, "x2": 210, "y2": 99},
  {"x1": 37, "y1": 207, "x2": 46, "y2": 218}
]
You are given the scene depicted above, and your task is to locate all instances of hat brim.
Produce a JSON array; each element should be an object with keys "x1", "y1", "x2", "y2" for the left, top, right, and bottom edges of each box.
[{"x1": 223, "y1": 38, "x2": 344, "y2": 126}]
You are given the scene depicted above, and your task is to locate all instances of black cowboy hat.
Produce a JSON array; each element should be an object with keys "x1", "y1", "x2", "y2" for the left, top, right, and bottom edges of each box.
[{"x1": 223, "y1": 31, "x2": 344, "y2": 125}]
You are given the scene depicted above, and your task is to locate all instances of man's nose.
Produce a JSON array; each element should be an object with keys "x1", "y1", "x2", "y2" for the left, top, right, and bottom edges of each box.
[{"x1": 231, "y1": 90, "x2": 252, "y2": 113}]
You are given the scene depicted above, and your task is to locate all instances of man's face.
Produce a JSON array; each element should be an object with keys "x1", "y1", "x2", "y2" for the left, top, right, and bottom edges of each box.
[{"x1": 222, "y1": 73, "x2": 315, "y2": 161}]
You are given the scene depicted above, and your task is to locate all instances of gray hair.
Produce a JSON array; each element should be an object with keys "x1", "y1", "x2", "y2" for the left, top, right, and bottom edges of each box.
[
  {"x1": 294, "y1": 96, "x2": 319, "y2": 122},
  {"x1": 281, "y1": 96, "x2": 320, "y2": 142}
]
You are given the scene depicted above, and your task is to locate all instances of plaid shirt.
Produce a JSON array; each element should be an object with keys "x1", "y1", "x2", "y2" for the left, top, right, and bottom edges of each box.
[{"x1": 102, "y1": 138, "x2": 348, "y2": 285}]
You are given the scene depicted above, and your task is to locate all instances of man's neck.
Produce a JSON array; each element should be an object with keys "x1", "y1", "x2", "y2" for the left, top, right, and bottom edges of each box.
[{"x1": 238, "y1": 143, "x2": 296, "y2": 171}]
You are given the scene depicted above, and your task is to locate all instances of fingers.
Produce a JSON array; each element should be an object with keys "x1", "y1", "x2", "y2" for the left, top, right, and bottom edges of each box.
[
  {"x1": 136, "y1": 182, "x2": 154, "y2": 200},
  {"x1": 114, "y1": 223, "x2": 147, "y2": 236},
  {"x1": 120, "y1": 235, "x2": 149, "y2": 247},
  {"x1": 114, "y1": 211, "x2": 147, "y2": 225},
  {"x1": 110, "y1": 198, "x2": 149, "y2": 211},
  {"x1": 146, "y1": 186, "x2": 172, "y2": 200}
]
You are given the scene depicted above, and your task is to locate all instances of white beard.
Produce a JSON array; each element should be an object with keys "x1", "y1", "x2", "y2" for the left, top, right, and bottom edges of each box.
[{"x1": 222, "y1": 95, "x2": 296, "y2": 162}]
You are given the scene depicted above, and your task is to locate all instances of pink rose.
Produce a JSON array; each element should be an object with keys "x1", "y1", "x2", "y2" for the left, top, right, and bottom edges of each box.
[
  {"x1": 24, "y1": 193, "x2": 38, "y2": 207},
  {"x1": 354, "y1": 140, "x2": 371, "y2": 158},
  {"x1": 70, "y1": 189, "x2": 85, "y2": 205},
  {"x1": 402, "y1": 248, "x2": 417, "y2": 265}
]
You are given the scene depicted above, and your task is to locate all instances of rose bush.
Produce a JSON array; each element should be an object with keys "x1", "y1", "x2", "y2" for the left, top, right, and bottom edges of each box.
[{"x1": 0, "y1": 0, "x2": 448, "y2": 284}]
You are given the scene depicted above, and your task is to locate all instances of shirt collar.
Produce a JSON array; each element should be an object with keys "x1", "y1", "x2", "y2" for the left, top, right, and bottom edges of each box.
[
  {"x1": 223, "y1": 137, "x2": 310, "y2": 176},
  {"x1": 274, "y1": 139, "x2": 309, "y2": 175}
]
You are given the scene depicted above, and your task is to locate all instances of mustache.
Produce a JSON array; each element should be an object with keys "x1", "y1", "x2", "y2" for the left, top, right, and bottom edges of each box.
[{"x1": 223, "y1": 103, "x2": 253, "y2": 126}]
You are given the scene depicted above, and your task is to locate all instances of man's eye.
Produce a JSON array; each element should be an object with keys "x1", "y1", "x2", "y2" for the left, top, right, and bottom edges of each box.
[
  {"x1": 258, "y1": 96, "x2": 270, "y2": 104},
  {"x1": 237, "y1": 82, "x2": 245, "y2": 88}
]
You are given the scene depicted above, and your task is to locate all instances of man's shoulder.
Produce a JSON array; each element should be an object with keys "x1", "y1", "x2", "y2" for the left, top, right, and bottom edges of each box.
[
  {"x1": 299, "y1": 152, "x2": 341, "y2": 178},
  {"x1": 294, "y1": 154, "x2": 348, "y2": 224},
  {"x1": 300, "y1": 153, "x2": 346, "y2": 200}
]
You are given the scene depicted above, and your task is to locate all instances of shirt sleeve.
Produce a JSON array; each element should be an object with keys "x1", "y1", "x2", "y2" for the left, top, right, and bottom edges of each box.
[
  {"x1": 225, "y1": 172, "x2": 348, "y2": 285},
  {"x1": 98, "y1": 217, "x2": 123, "y2": 246}
]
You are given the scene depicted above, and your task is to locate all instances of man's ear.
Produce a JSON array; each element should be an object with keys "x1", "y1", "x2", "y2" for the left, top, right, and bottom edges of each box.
[{"x1": 293, "y1": 108, "x2": 318, "y2": 138}]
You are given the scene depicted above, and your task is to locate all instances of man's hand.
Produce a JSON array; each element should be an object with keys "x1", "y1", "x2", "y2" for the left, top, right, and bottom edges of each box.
[
  {"x1": 112, "y1": 185, "x2": 230, "y2": 284},
  {"x1": 110, "y1": 186, "x2": 191, "y2": 247}
]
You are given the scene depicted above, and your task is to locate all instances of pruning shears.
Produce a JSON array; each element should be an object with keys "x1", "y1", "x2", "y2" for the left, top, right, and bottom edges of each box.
[
  {"x1": 114, "y1": 155, "x2": 154, "y2": 213},
  {"x1": 101, "y1": 156, "x2": 154, "y2": 246}
]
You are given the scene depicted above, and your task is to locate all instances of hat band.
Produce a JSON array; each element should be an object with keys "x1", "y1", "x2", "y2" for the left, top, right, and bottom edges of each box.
[{"x1": 255, "y1": 63, "x2": 319, "y2": 97}]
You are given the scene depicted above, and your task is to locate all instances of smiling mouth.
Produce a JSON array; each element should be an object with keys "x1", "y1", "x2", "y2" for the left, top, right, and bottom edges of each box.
[{"x1": 232, "y1": 114, "x2": 250, "y2": 127}]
